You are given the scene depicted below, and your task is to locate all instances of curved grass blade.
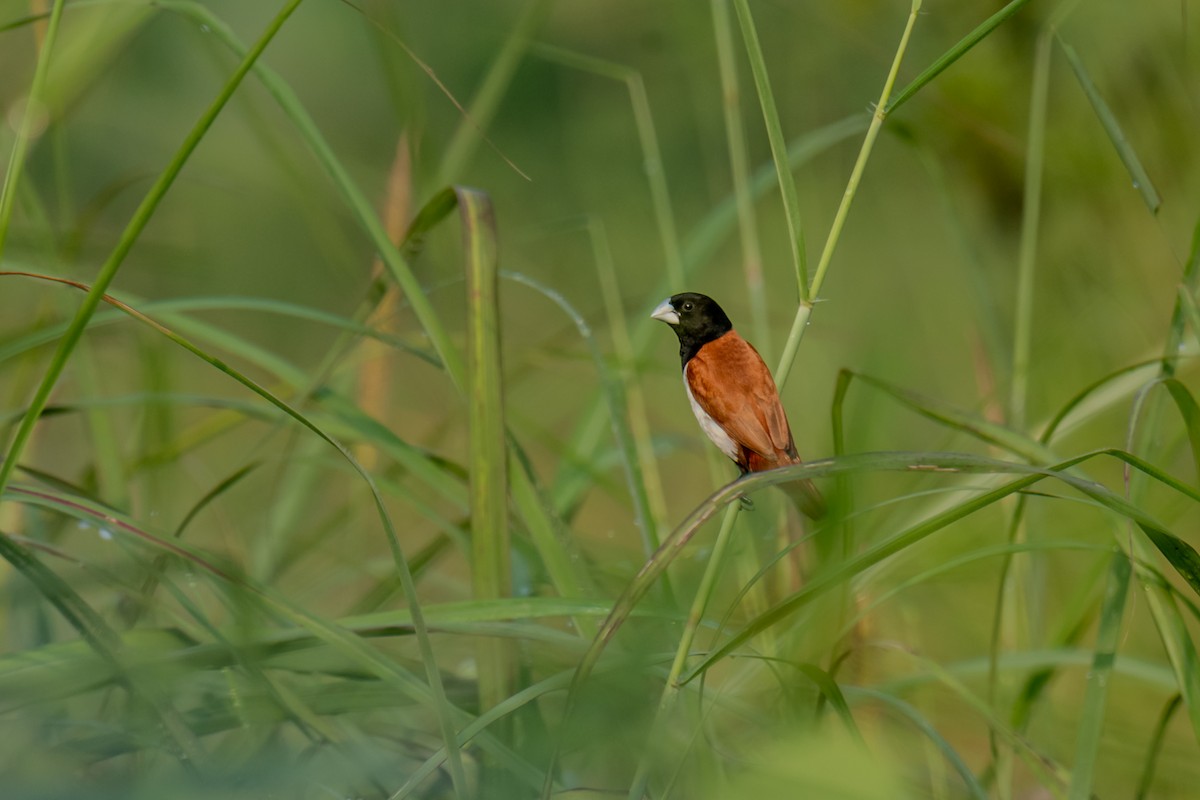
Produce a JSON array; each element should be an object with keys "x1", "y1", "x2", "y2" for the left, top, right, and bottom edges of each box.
[
  {"x1": 0, "y1": 0, "x2": 304, "y2": 499},
  {"x1": 121, "y1": 461, "x2": 261, "y2": 627},
  {"x1": 3, "y1": 482, "x2": 537, "y2": 787},
  {"x1": 847, "y1": 687, "x2": 987, "y2": 799},
  {"x1": 0, "y1": 531, "x2": 205, "y2": 766},
  {"x1": 0, "y1": 287, "x2": 439, "y2": 368},
  {"x1": 841, "y1": 370, "x2": 1058, "y2": 463},
  {"x1": 157, "y1": 0, "x2": 466, "y2": 389},
  {"x1": 2, "y1": 273, "x2": 470, "y2": 792},
  {"x1": 682, "y1": 449, "x2": 1200, "y2": 682}
]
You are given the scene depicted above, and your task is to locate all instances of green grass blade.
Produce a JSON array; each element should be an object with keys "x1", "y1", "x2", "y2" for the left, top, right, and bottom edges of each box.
[
  {"x1": 679, "y1": 449, "x2": 1200, "y2": 681},
  {"x1": 1010, "y1": 31, "x2": 1052, "y2": 431},
  {"x1": 0, "y1": 0, "x2": 65, "y2": 256},
  {"x1": 791, "y1": 661, "x2": 865, "y2": 744},
  {"x1": 462, "y1": 188, "x2": 515, "y2": 723},
  {"x1": 1163, "y1": 223, "x2": 1200, "y2": 377},
  {"x1": 848, "y1": 687, "x2": 988, "y2": 800},
  {"x1": 1135, "y1": 694, "x2": 1182, "y2": 799},
  {"x1": 844, "y1": 370, "x2": 1059, "y2": 463},
  {"x1": 1067, "y1": 552, "x2": 1131, "y2": 800},
  {"x1": 550, "y1": 116, "x2": 866, "y2": 515},
  {"x1": 158, "y1": 0, "x2": 466, "y2": 389},
  {"x1": 435, "y1": 0, "x2": 553, "y2": 186},
  {"x1": 731, "y1": 0, "x2": 808, "y2": 297},
  {"x1": 8, "y1": 270, "x2": 471, "y2": 793},
  {"x1": 0, "y1": 532, "x2": 205, "y2": 765},
  {"x1": 775, "y1": 0, "x2": 922, "y2": 389},
  {"x1": 585, "y1": 219, "x2": 669, "y2": 556},
  {"x1": 1057, "y1": 36, "x2": 1161, "y2": 214},
  {"x1": 531, "y1": 45, "x2": 686, "y2": 291},
  {"x1": 710, "y1": 0, "x2": 771, "y2": 355},
  {"x1": 886, "y1": 0, "x2": 1034, "y2": 113},
  {"x1": 0, "y1": 0, "x2": 303, "y2": 498},
  {"x1": 1161, "y1": 379, "x2": 1200, "y2": 482}
]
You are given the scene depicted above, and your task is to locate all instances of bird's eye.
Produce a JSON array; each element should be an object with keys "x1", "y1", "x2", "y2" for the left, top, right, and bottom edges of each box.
[{"x1": 682, "y1": 302, "x2": 693, "y2": 311}]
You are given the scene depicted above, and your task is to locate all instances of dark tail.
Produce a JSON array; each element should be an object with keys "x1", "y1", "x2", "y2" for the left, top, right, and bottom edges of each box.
[{"x1": 781, "y1": 477, "x2": 826, "y2": 519}]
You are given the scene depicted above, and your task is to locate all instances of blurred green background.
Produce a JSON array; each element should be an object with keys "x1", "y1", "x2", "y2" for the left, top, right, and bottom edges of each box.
[{"x1": 1, "y1": 0, "x2": 1199, "y2": 797}]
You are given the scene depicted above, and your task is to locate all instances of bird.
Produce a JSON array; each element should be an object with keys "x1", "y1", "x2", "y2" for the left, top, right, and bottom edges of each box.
[{"x1": 651, "y1": 292, "x2": 826, "y2": 519}]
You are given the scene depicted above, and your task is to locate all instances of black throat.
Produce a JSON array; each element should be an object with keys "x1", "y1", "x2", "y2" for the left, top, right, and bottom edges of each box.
[{"x1": 675, "y1": 319, "x2": 731, "y2": 369}]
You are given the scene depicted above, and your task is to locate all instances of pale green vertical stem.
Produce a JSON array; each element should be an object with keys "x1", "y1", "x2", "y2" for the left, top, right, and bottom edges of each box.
[
  {"x1": 463, "y1": 190, "x2": 514, "y2": 736},
  {"x1": 711, "y1": 0, "x2": 771, "y2": 356},
  {"x1": 774, "y1": 0, "x2": 922, "y2": 389},
  {"x1": 0, "y1": 0, "x2": 305, "y2": 500},
  {"x1": 732, "y1": 0, "x2": 808, "y2": 298},
  {"x1": 1010, "y1": 31, "x2": 1052, "y2": 431},
  {"x1": 435, "y1": 0, "x2": 552, "y2": 186},
  {"x1": 0, "y1": 0, "x2": 65, "y2": 257},
  {"x1": 1067, "y1": 552, "x2": 1130, "y2": 800},
  {"x1": 591, "y1": 218, "x2": 670, "y2": 554},
  {"x1": 531, "y1": 45, "x2": 686, "y2": 291},
  {"x1": 628, "y1": 503, "x2": 741, "y2": 800}
]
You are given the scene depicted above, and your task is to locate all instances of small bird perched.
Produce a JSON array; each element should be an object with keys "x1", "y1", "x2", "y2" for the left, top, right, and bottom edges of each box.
[{"x1": 651, "y1": 292, "x2": 825, "y2": 519}]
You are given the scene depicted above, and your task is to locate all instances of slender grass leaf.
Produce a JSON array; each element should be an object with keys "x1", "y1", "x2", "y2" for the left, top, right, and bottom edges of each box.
[
  {"x1": 1162, "y1": 379, "x2": 1200, "y2": 483},
  {"x1": 531, "y1": 44, "x2": 685, "y2": 291},
  {"x1": 158, "y1": 0, "x2": 467, "y2": 389},
  {"x1": 731, "y1": 0, "x2": 808, "y2": 296},
  {"x1": 0, "y1": 0, "x2": 305, "y2": 499},
  {"x1": 1135, "y1": 694, "x2": 1182, "y2": 800},
  {"x1": 1, "y1": 270, "x2": 470, "y2": 791},
  {"x1": 1068, "y1": 553, "x2": 1131, "y2": 800},
  {"x1": 775, "y1": 0, "x2": 921, "y2": 387},
  {"x1": 0, "y1": 532, "x2": 206, "y2": 765},
  {"x1": 1057, "y1": 36, "x2": 1161, "y2": 214},
  {"x1": 887, "y1": 0, "x2": 1034, "y2": 113},
  {"x1": 847, "y1": 687, "x2": 988, "y2": 800}
]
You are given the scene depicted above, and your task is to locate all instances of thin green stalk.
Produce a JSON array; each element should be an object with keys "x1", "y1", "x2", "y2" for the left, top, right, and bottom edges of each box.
[
  {"x1": 711, "y1": 0, "x2": 770, "y2": 356},
  {"x1": 159, "y1": 0, "x2": 466, "y2": 389},
  {"x1": 774, "y1": 0, "x2": 922, "y2": 389},
  {"x1": 1067, "y1": 552, "x2": 1131, "y2": 800},
  {"x1": 1010, "y1": 31, "x2": 1052, "y2": 431},
  {"x1": 0, "y1": 0, "x2": 65, "y2": 257},
  {"x1": 627, "y1": 503, "x2": 741, "y2": 799},
  {"x1": 463, "y1": 190, "x2": 515, "y2": 759},
  {"x1": 0, "y1": 0, "x2": 301, "y2": 503},
  {"x1": 531, "y1": 44, "x2": 686, "y2": 291},
  {"x1": 731, "y1": 0, "x2": 808, "y2": 298},
  {"x1": 589, "y1": 218, "x2": 671, "y2": 555}
]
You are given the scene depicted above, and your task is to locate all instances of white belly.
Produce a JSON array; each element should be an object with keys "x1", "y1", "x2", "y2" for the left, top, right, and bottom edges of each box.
[{"x1": 684, "y1": 371, "x2": 739, "y2": 462}]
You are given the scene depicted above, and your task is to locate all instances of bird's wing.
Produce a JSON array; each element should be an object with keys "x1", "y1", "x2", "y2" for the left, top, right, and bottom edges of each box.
[{"x1": 685, "y1": 331, "x2": 795, "y2": 462}]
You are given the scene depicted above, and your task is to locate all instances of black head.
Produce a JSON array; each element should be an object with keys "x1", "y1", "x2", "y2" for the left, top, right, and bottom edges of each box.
[{"x1": 650, "y1": 292, "x2": 734, "y2": 366}]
